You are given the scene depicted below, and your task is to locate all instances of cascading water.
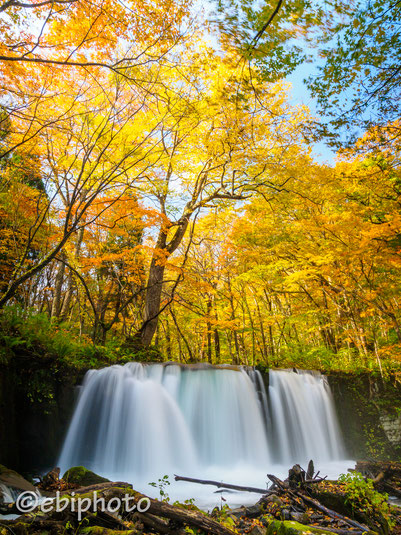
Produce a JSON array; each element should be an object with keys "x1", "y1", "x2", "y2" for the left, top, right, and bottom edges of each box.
[
  {"x1": 58, "y1": 363, "x2": 351, "y2": 507},
  {"x1": 59, "y1": 363, "x2": 270, "y2": 478},
  {"x1": 268, "y1": 370, "x2": 345, "y2": 464}
]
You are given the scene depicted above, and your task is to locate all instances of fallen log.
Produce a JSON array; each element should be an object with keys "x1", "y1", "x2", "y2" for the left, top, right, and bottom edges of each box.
[
  {"x1": 1, "y1": 486, "x2": 236, "y2": 535},
  {"x1": 143, "y1": 495, "x2": 238, "y2": 535},
  {"x1": 371, "y1": 471, "x2": 385, "y2": 485},
  {"x1": 136, "y1": 512, "x2": 186, "y2": 535},
  {"x1": 356, "y1": 460, "x2": 401, "y2": 478},
  {"x1": 83, "y1": 508, "x2": 128, "y2": 530},
  {"x1": 72, "y1": 481, "x2": 132, "y2": 494},
  {"x1": 64, "y1": 485, "x2": 232, "y2": 534},
  {"x1": 267, "y1": 475, "x2": 370, "y2": 533},
  {"x1": 355, "y1": 460, "x2": 401, "y2": 500},
  {"x1": 298, "y1": 493, "x2": 371, "y2": 533},
  {"x1": 174, "y1": 474, "x2": 271, "y2": 494},
  {"x1": 381, "y1": 481, "x2": 401, "y2": 499}
]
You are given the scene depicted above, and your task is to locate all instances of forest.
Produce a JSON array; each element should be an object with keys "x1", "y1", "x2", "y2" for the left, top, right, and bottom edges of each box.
[
  {"x1": 0, "y1": 0, "x2": 400, "y2": 375},
  {"x1": 3, "y1": 2, "x2": 401, "y2": 535}
]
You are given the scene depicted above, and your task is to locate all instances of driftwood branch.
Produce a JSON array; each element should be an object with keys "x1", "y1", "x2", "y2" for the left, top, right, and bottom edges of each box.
[
  {"x1": 267, "y1": 475, "x2": 370, "y2": 533},
  {"x1": 174, "y1": 474, "x2": 270, "y2": 495},
  {"x1": 355, "y1": 460, "x2": 401, "y2": 498},
  {"x1": 136, "y1": 512, "x2": 186, "y2": 535}
]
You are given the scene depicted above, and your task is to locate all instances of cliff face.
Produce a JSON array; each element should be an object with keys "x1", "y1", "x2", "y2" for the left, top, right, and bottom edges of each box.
[
  {"x1": 0, "y1": 353, "x2": 80, "y2": 475},
  {"x1": 328, "y1": 373, "x2": 401, "y2": 460}
]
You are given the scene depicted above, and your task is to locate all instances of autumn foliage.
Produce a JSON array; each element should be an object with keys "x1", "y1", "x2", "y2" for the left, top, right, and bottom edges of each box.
[{"x1": 1, "y1": 0, "x2": 401, "y2": 373}]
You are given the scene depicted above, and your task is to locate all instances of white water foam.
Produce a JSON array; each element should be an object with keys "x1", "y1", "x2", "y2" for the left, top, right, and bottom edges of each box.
[{"x1": 58, "y1": 364, "x2": 353, "y2": 509}]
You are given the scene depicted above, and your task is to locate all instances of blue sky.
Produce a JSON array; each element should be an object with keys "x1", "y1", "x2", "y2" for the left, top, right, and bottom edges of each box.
[{"x1": 286, "y1": 62, "x2": 337, "y2": 166}]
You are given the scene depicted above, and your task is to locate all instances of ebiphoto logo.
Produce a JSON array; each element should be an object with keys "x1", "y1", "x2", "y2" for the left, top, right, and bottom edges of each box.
[{"x1": 16, "y1": 490, "x2": 151, "y2": 521}]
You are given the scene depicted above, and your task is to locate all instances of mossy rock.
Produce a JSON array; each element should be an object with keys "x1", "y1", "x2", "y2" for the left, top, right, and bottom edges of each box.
[
  {"x1": 266, "y1": 520, "x2": 347, "y2": 535},
  {"x1": 0, "y1": 464, "x2": 36, "y2": 493},
  {"x1": 62, "y1": 466, "x2": 109, "y2": 487}
]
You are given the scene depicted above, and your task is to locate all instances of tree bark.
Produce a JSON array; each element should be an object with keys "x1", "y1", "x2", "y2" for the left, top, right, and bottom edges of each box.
[
  {"x1": 139, "y1": 234, "x2": 168, "y2": 347},
  {"x1": 60, "y1": 226, "x2": 85, "y2": 321},
  {"x1": 206, "y1": 295, "x2": 213, "y2": 363},
  {"x1": 138, "y1": 216, "x2": 189, "y2": 347},
  {"x1": 50, "y1": 252, "x2": 66, "y2": 319},
  {"x1": 170, "y1": 306, "x2": 193, "y2": 361}
]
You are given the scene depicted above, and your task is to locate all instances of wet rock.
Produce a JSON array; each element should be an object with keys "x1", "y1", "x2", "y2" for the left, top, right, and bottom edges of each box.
[
  {"x1": 229, "y1": 503, "x2": 262, "y2": 520},
  {"x1": 281, "y1": 509, "x2": 291, "y2": 520},
  {"x1": 228, "y1": 505, "x2": 247, "y2": 519},
  {"x1": 62, "y1": 466, "x2": 109, "y2": 487},
  {"x1": 264, "y1": 495, "x2": 283, "y2": 507},
  {"x1": 246, "y1": 504, "x2": 263, "y2": 517},
  {"x1": 289, "y1": 512, "x2": 309, "y2": 524},
  {"x1": 0, "y1": 464, "x2": 36, "y2": 494}
]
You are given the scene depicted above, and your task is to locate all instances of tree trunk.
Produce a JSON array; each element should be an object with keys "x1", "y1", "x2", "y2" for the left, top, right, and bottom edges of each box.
[
  {"x1": 51, "y1": 253, "x2": 66, "y2": 319},
  {"x1": 164, "y1": 318, "x2": 172, "y2": 359},
  {"x1": 170, "y1": 306, "x2": 193, "y2": 361},
  {"x1": 206, "y1": 296, "x2": 213, "y2": 364},
  {"x1": 214, "y1": 325, "x2": 220, "y2": 363},
  {"x1": 137, "y1": 216, "x2": 189, "y2": 347},
  {"x1": 255, "y1": 297, "x2": 269, "y2": 365},
  {"x1": 60, "y1": 226, "x2": 85, "y2": 321},
  {"x1": 227, "y1": 279, "x2": 240, "y2": 365},
  {"x1": 139, "y1": 230, "x2": 168, "y2": 347}
]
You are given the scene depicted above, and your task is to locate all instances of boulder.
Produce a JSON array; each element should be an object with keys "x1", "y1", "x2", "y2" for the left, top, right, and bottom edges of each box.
[
  {"x1": 0, "y1": 464, "x2": 36, "y2": 494},
  {"x1": 62, "y1": 466, "x2": 109, "y2": 487}
]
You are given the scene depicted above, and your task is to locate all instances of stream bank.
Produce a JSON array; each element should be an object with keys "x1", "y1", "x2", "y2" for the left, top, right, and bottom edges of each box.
[{"x1": 2, "y1": 461, "x2": 401, "y2": 535}]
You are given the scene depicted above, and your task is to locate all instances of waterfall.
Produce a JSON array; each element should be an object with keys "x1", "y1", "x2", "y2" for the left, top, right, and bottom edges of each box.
[
  {"x1": 59, "y1": 363, "x2": 271, "y2": 479},
  {"x1": 268, "y1": 370, "x2": 345, "y2": 463},
  {"x1": 0, "y1": 484, "x2": 42, "y2": 520},
  {"x1": 58, "y1": 364, "x2": 348, "y2": 506},
  {"x1": 0, "y1": 482, "x2": 20, "y2": 504}
]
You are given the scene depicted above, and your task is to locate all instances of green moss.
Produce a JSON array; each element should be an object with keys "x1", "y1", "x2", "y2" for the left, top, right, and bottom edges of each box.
[
  {"x1": 328, "y1": 372, "x2": 401, "y2": 460},
  {"x1": 59, "y1": 486, "x2": 137, "y2": 504},
  {"x1": 0, "y1": 305, "x2": 163, "y2": 378},
  {"x1": 266, "y1": 520, "x2": 358, "y2": 535},
  {"x1": 62, "y1": 466, "x2": 109, "y2": 486}
]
